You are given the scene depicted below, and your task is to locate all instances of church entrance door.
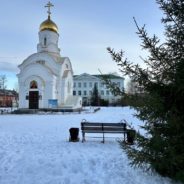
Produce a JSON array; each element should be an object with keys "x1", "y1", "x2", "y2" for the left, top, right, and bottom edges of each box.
[{"x1": 29, "y1": 91, "x2": 39, "y2": 109}]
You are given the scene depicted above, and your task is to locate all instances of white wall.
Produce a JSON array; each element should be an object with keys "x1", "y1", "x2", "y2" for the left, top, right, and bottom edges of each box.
[{"x1": 37, "y1": 30, "x2": 60, "y2": 55}]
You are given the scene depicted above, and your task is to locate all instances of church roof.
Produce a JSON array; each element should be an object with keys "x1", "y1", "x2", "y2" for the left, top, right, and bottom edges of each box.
[{"x1": 40, "y1": 16, "x2": 58, "y2": 33}]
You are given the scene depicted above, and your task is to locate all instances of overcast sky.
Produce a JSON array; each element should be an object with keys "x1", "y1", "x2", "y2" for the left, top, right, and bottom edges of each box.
[{"x1": 0, "y1": 0, "x2": 164, "y2": 89}]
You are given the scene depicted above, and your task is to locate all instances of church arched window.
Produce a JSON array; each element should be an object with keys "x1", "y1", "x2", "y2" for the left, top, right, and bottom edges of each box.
[
  {"x1": 44, "y1": 37, "x2": 47, "y2": 46},
  {"x1": 30, "y1": 80, "x2": 38, "y2": 89}
]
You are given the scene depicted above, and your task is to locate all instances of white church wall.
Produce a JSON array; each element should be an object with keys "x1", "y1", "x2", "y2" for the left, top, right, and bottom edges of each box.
[
  {"x1": 52, "y1": 76, "x2": 57, "y2": 99},
  {"x1": 44, "y1": 80, "x2": 55, "y2": 108},
  {"x1": 18, "y1": 81, "x2": 28, "y2": 108},
  {"x1": 18, "y1": 63, "x2": 56, "y2": 108},
  {"x1": 56, "y1": 76, "x2": 62, "y2": 105},
  {"x1": 37, "y1": 30, "x2": 60, "y2": 55},
  {"x1": 57, "y1": 57, "x2": 74, "y2": 107},
  {"x1": 20, "y1": 53, "x2": 60, "y2": 76},
  {"x1": 59, "y1": 77, "x2": 72, "y2": 106},
  {"x1": 60, "y1": 79, "x2": 66, "y2": 106}
]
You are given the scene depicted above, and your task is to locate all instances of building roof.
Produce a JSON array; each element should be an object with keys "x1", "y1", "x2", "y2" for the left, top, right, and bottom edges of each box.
[
  {"x1": 0, "y1": 89, "x2": 18, "y2": 96},
  {"x1": 40, "y1": 16, "x2": 58, "y2": 33},
  {"x1": 73, "y1": 73, "x2": 124, "y2": 80},
  {"x1": 93, "y1": 74, "x2": 124, "y2": 80}
]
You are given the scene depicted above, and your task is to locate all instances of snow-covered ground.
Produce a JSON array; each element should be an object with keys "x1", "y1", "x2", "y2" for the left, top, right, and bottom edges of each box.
[{"x1": 0, "y1": 107, "x2": 178, "y2": 184}]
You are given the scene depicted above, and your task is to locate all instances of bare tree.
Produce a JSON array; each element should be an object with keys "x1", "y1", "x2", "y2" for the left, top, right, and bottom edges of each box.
[
  {"x1": 0, "y1": 75, "x2": 7, "y2": 90},
  {"x1": 0, "y1": 75, "x2": 7, "y2": 106}
]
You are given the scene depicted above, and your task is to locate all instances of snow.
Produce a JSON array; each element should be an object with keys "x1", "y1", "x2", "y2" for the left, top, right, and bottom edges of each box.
[{"x1": 0, "y1": 107, "x2": 178, "y2": 184}]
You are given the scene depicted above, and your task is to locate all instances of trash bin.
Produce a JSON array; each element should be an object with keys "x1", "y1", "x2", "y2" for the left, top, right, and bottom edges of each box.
[{"x1": 69, "y1": 128, "x2": 79, "y2": 142}]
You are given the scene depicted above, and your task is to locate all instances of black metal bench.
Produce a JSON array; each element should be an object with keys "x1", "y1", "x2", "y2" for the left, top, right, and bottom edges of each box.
[{"x1": 81, "y1": 119, "x2": 127, "y2": 143}]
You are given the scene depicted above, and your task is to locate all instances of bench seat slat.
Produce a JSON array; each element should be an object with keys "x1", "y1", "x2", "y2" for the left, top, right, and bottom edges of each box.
[{"x1": 82, "y1": 127, "x2": 103, "y2": 131}]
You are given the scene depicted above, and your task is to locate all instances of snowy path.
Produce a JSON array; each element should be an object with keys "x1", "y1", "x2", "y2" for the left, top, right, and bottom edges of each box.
[{"x1": 0, "y1": 107, "x2": 177, "y2": 184}]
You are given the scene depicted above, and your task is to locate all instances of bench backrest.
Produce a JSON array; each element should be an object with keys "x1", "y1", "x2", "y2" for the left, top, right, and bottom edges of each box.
[{"x1": 81, "y1": 122, "x2": 126, "y2": 132}]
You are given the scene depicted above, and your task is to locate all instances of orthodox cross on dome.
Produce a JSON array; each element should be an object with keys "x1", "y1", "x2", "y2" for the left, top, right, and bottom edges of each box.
[{"x1": 45, "y1": 1, "x2": 54, "y2": 18}]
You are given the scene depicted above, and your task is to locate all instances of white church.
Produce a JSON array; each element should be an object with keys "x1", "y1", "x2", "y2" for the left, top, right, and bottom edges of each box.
[{"x1": 17, "y1": 2, "x2": 82, "y2": 110}]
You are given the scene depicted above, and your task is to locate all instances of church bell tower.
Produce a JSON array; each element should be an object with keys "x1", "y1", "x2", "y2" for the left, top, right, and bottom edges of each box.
[{"x1": 37, "y1": 2, "x2": 60, "y2": 56}]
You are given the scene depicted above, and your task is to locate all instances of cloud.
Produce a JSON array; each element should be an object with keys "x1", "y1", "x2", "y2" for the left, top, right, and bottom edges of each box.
[{"x1": 0, "y1": 61, "x2": 19, "y2": 73}]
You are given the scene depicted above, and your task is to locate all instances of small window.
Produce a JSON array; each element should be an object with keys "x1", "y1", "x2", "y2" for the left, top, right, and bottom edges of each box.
[
  {"x1": 30, "y1": 80, "x2": 38, "y2": 89},
  {"x1": 44, "y1": 37, "x2": 47, "y2": 46},
  {"x1": 73, "y1": 91, "x2": 76, "y2": 95},
  {"x1": 78, "y1": 91, "x2": 81, "y2": 95},
  {"x1": 78, "y1": 83, "x2": 81, "y2": 88},
  {"x1": 83, "y1": 82, "x2": 87, "y2": 88}
]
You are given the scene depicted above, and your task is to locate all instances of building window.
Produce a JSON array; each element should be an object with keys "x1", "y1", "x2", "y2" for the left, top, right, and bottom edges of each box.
[
  {"x1": 74, "y1": 82, "x2": 76, "y2": 88},
  {"x1": 44, "y1": 37, "x2": 47, "y2": 46},
  {"x1": 101, "y1": 90, "x2": 104, "y2": 96},
  {"x1": 89, "y1": 82, "x2": 92, "y2": 87},
  {"x1": 78, "y1": 82, "x2": 81, "y2": 88},
  {"x1": 30, "y1": 80, "x2": 38, "y2": 89},
  {"x1": 83, "y1": 82, "x2": 87, "y2": 88},
  {"x1": 106, "y1": 90, "x2": 109, "y2": 95},
  {"x1": 100, "y1": 82, "x2": 104, "y2": 87},
  {"x1": 117, "y1": 82, "x2": 121, "y2": 87},
  {"x1": 73, "y1": 91, "x2": 76, "y2": 95},
  {"x1": 78, "y1": 91, "x2": 81, "y2": 95},
  {"x1": 84, "y1": 91, "x2": 87, "y2": 96}
]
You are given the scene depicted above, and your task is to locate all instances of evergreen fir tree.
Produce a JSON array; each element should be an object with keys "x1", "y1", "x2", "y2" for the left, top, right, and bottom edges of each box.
[
  {"x1": 107, "y1": 0, "x2": 184, "y2": 182},
  {"x1": 90, "y1": 83, "x2": 100, "y2": 106}
]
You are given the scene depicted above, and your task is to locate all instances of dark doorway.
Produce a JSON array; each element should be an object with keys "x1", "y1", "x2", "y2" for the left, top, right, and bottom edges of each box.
[{"x1": 29, "y1": 91, "x2": 39, "y2": 109}]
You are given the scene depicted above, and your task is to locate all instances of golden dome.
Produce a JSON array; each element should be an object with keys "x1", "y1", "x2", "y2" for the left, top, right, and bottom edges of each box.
[{"x1": 39, "y1": 16, "x2": 58, "y2": 33}]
